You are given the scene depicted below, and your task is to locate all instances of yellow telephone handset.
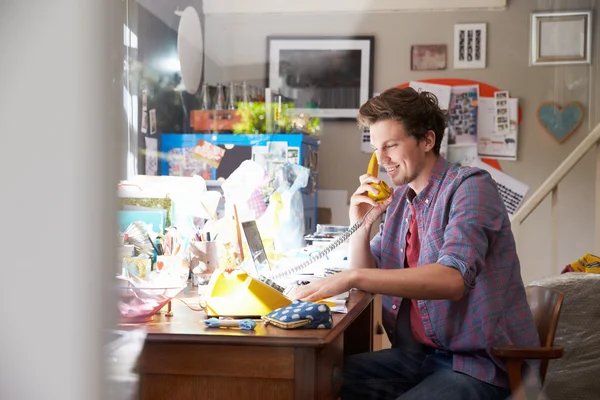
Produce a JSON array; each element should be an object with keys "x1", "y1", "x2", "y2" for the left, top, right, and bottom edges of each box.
[{"x1": 367, "y1": 152, "x2": 391, "y2": 202}]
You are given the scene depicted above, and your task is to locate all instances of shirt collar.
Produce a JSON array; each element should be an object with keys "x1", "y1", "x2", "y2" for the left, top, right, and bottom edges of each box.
[{"x1": 406, "y1": 156, "x2": 449, "y2": 207}]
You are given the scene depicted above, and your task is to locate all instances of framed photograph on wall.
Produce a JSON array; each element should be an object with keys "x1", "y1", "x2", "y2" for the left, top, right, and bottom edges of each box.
[
  {"x1": 531, "y1": 10, "x2": 592, "y2": 66},
  {"x1": 453, "y1": 23, "x2": 487, "y2": 69},
  {"x1": 411, "y1": 44, "x2": 447, "y2": 71},
  {"x1": 267, "y1": 36, "x2": 374, "y2": 119}
]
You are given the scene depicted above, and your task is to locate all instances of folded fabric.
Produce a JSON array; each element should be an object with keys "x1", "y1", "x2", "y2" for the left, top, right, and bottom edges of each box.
[
  {"x1": 262, "y1": 300, "x2": 333, "y2": 329},
  {"x1": 561, "y1": 253, "x2": 600, "y2": 274}
]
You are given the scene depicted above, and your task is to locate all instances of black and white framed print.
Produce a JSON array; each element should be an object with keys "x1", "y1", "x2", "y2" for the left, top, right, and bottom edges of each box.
[
  {"x1": 267, "y1": 36, "x2": 374, "y2": 119},
  {"x1": 453, "y1": 23, "x2": 487, "y2": 69}
]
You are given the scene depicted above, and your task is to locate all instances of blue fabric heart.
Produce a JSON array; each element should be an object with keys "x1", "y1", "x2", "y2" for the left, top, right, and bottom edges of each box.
[{"x1": 538, "y1": 103, "x2": 583, "y2": 143}]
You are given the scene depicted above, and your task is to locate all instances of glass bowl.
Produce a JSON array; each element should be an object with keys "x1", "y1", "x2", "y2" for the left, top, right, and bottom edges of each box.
[{"x1": 115, "y1": 276, "x2": 186, "y2": 323}]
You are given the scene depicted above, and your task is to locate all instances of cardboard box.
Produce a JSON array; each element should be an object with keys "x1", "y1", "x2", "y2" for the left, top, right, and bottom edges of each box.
[{"x1": 317, "y1": 207, "x2": 332, "y2": 225}]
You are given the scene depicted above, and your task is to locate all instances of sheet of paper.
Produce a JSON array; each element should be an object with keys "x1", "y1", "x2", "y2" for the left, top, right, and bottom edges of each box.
[
  {"x1": 447, "y1": 144, "x2": 478, "y2": 165},
  {"x1": 408, "y1": 81, "x2": 452, "y2": 109},
  {"x1": 144, "y1": 137, "x2": 158, "y2": 175},
  {"x1": 409, "y1": 82, "x2": 452, "y2": 158},
  {"x1": 469, "y1": 159, "x2": 529, "y2": 216},
  {"x1": 360, "y1": 126, "x2": 372, "y2": 153},
  {"x1": 477, "y1": 97, "x2": 519, "y2": 160}
]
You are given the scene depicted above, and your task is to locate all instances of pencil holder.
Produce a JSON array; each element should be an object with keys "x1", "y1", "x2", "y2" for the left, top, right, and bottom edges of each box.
[
  {"x1": 155, "y1": 255, "x2": 189, "y2": 281},
  {"x1": 189, "y1": 241, "x2": 218, "y2": 286}
]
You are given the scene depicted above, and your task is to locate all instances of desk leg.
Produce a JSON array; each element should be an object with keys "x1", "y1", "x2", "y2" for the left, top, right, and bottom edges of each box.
[
  {"x1": 343, "y1": 298, "x2": 373, "y2": 356},
  {"x1": 294, "y1": 348, "x2": 316, "y2": 399}
]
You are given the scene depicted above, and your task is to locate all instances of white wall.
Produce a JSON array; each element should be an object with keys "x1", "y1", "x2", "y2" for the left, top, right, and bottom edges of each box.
[
  {"x1": 203, "y1": 0, "x2": 599, "y2": 284},
  {"x1": 0, "y1": 1, "x2": 120, "y2": 398}
]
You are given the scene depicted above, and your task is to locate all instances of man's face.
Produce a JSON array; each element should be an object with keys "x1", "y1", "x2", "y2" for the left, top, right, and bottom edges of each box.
[{"x1": 370, "y1": 119, "x2": 431, "y2": 187}]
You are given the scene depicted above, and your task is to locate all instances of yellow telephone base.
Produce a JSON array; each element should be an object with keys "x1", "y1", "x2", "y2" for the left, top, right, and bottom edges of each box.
[{"x1": 204, "y1": 270, "x2": 292, "y2": 317}]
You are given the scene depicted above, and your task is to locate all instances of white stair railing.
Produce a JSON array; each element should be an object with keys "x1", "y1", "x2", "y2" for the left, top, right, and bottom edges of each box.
[{"x1": 511, "y1": 122, "x2": 600, "y2": 272}]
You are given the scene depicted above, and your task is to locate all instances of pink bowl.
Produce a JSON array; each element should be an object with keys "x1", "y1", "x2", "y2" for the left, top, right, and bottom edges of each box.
[{"x1": 116, "y1": 284, "x2": 185, "y2": 323}]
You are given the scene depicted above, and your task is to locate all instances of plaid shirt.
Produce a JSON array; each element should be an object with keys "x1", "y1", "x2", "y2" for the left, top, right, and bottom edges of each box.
[{"x1": 371, "y1": 157, "x2": 539, "y2": 388}]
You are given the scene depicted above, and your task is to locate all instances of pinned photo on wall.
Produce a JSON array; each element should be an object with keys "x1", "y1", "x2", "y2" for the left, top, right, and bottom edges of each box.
[
  {"x1": 494, "y1": 91, "x2": 510, "y2": 133},
  {"x1": 142, "y1": 90, "x2": 148, "y2": 112},
  {"x1": 141, "y1": 111, "x2": 148, "y2": 134},
  {"x1": 149, "y1": 109, "x2": 157, "y2": 134},
  {"x1": 192, "y1": 139, "x2": 225, "y2": 168},
  {"x1": 287, "y1": 147, "x2": 300, "y2": 164},
  {"x1": 267, "y1": 141, "x2": 288, "y2": 163},
  {"x1": 447, "y1": 85, "x2": 479, "y2": 146}
]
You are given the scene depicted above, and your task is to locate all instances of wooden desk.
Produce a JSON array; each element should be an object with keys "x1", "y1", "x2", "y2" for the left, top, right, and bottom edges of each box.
[{"x1": 130, "y1": 288, "x2": 373, "y2": 400}]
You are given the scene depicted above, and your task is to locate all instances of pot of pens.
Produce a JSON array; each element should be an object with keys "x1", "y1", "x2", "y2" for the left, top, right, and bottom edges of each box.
[{"x1": 189, "y1": 229, "x2": 218, "y2": 287}]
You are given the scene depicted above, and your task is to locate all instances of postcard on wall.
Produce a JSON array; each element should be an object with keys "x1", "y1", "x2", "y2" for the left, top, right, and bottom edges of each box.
[
  {"x1": 144, "y1": 137, "x2": 158, "y2": 176},
  {"x1": 149, "y1": 109, "x2": 157, "y2": 134},
  {"x1": 447, "y1": 85, "x2": 479, "y2": 146},
  {"x1": 141, "y1": 111, "x2": 148, "y2": 134},
  {"x1": 477, "y1": 97, "x2": 519, "y2": 160}
]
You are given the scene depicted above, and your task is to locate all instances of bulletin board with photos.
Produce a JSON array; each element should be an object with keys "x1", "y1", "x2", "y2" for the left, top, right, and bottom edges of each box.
[{"x1": 386, "y1": 79, "x2": 530, "y2": 216}]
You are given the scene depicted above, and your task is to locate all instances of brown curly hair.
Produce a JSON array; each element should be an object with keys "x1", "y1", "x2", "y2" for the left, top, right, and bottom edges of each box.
[{"x1": 357, "y1": 87, "x2": 447, "y2": 155}]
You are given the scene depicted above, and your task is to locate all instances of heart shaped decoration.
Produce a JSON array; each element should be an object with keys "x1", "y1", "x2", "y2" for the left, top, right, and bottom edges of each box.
[
  {"x1": 156, "y1": 261, "x2": 164, "y2": 271},
  {"x1": 537, "y1": 102, "x2": 584, "y2": 143}
]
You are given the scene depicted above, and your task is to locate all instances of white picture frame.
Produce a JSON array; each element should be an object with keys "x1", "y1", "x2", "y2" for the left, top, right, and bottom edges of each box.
[
  {"x1": 453, "y1": 23, "x2": 487, "y2": 69},
  {"x1": 530, "y1": 10, "x2": 592, "y2": 66},
  {"x1": 267, "y1": 36, "x2": 374, "y2": 119}
]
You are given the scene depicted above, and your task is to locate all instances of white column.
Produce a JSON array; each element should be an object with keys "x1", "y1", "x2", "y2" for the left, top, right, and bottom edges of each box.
[{"x1": 0, "y1": 1, "x2": 121, "y2": 399}]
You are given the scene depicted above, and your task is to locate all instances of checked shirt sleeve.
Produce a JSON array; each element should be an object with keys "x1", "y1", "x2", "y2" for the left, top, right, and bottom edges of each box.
[{"x1": 437, "y1": 171, "x2": 506, "y2": 294}]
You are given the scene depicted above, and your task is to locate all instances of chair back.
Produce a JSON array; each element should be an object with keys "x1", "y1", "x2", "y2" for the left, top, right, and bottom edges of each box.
[{"x1": 526, "y1": 285, "x2": 565, "y2": 382}]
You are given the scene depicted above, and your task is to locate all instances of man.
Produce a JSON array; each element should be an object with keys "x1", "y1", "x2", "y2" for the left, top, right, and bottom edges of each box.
[{"x1": 293, "y1": 87, "x2": 539, "y2": 400}]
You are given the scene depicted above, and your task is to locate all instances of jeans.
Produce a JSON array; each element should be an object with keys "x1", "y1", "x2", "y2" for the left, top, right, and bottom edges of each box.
[{"x1": 340, "y1": 346, "x2": 511, "y2": 400}]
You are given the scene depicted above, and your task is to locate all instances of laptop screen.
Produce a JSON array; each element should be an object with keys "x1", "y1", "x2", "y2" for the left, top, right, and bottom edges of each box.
[{"x1": 241, "y1": 220, "x2": 271, "y2": 273}]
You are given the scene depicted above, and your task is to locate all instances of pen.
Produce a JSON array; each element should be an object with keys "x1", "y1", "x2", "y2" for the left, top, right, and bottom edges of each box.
[{"x1": 147, "y1": 234, "x2": 160, "y2": 255}]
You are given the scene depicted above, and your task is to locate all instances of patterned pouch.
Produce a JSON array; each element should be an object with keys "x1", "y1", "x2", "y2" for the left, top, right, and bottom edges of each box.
[{"x1": 262, "y1": 300, "x2": 333, "y2": 329}]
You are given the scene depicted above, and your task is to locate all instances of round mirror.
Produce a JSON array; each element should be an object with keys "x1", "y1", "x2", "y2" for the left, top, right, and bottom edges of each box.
[{"x1": 177, "y1": 7, "x2": 203, "y2": 95}]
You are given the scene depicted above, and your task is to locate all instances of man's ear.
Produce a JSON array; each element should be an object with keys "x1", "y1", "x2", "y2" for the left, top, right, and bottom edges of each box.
[{"x1": 422, "y1": 130, "x2": 436, "y2": 152}]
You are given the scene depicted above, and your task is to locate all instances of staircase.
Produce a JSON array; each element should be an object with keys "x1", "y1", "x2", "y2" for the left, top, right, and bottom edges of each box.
[{"x1": 511, "y1": 122, "x2": 600, "y2": 282}]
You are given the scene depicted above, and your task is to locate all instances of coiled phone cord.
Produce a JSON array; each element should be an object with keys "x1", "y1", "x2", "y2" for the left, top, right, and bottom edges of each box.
[{"x1": 262, "y1": 205, "x2": 376, "y2": 285}]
